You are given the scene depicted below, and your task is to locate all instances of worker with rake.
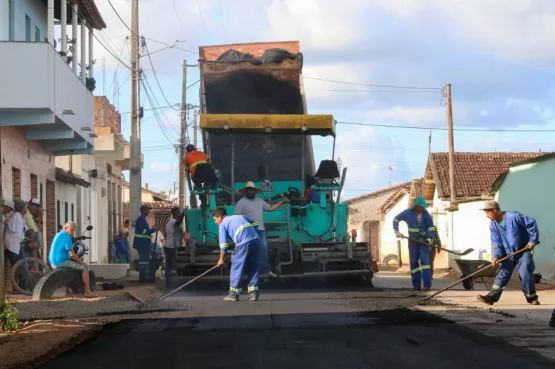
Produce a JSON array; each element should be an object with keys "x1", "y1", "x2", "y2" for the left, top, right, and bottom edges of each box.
[
  {"x1": 477, "y1": 201, "x2": 541, "y2": 306},
  {"x1": 393, "y1": 196, "x2": 436, "y2": 291},
  {"x1": 212, "y1": 207, "x2": 261, "y2": 302}
]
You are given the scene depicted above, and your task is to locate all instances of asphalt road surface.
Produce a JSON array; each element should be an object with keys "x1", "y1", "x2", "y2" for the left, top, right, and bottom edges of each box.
[{"x1": 40, "y1": 274, "x2": 555, "y2": 369}]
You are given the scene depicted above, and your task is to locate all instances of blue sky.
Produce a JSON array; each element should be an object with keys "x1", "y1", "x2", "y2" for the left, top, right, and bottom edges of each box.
[{"x1": 91, "y1": 0, "x2": 555, "y2": 200}]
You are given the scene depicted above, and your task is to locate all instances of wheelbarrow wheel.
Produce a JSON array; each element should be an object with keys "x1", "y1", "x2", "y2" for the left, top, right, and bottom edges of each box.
[{"x1": 462, "y1": 276, "x2": 474, "y2": 291}]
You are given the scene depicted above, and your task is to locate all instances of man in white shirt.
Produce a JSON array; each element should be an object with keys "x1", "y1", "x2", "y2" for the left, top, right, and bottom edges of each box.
[
  {"x1": 164, "y1": 208, "x2": 185, "y2": 288},
  {"x1": 4, "y1": 200, "x2": 29, "y2": 266},
  {"x1": 234, "y1": 181, "x2": 289, "y2": 278}
]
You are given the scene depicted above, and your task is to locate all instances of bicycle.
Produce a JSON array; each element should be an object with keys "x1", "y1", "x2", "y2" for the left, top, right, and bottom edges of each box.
[{"x1": 10, "y1": 243, "x2": 50, "y2": 296}]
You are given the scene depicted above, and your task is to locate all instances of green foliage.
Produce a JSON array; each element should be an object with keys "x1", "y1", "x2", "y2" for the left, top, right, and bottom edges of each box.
[{"x1": 0, "y1": 300, "x2": 22, "y2": 332}]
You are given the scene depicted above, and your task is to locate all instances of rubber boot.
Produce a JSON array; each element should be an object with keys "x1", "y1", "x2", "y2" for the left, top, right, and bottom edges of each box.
[
  {"x1": 422, "y1": 287, "x2": 431, "y2": 292},
  {"x1": 412, "y1": 286, "x2": 421, "y2": 292},
  {"x1": 223, "y1": 294, "x2": 239, "y2": 302},
  {"x1": 477, "y1": 294, "x2": 495, "y2": 306},
  {"x1": 530, "y1": 300, "x2": 541, "y2": 306},
  {"x1": 248, "y1": 293, "x2": 259, "y2": 302}
]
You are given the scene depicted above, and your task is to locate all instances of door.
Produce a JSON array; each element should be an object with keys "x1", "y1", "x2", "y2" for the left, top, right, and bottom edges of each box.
[{"x1": 89, "y1": 189, "x2": 99, "y2": 263}]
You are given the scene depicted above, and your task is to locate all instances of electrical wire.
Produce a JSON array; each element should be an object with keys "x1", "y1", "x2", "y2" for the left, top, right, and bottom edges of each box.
[
  {"x1": 118, "y1": 81, "x2": 199, "y2": 114},
  {"x1": 142, "y1": 83, "x2": 176, "y2": 146},
  {"x1": 143, "y1": 41, "x2": 180, "y2": 111},
  {"x1": 217, "y1": 0, "x2": 229, "y2": 43},
  {"x1": 336, "y1": 121, "x2": 555, "y2": 133},
  {"x1": 107, "y1": 37, "x2": 129, "y2": 97},
  {"x1": 107, "y1": 0, "x2": 133, "y2": 33},
  {"x1": 142, "y1": 73, "x2": 180, "y2": 137},
  {"x1": 304, "y1": 76, "x2": 442, "y2": 90}
]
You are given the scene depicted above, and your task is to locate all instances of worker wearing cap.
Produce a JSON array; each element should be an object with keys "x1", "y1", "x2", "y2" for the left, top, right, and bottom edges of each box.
[
  {"x1": 184, "y1": 144, "x2": 216, "y2": 206},
  {"x1": 2, "y1": 200, "x2": 14, "y2": 228},
  {"x1": 213, "y1": 207, "x2": 261, "y2": 302},
  {"x1": 235, "y1": 181, "x2": 289, "y2": 279},
  {"x1": 393, "y1": 196, "x2": 436, "y2": 291},
  {"x1": 477, "y1": 200, "x2": 540, "y2": 306},
  {"x1": 133, "y1": 204, "x2": 157, "y2": 283}
]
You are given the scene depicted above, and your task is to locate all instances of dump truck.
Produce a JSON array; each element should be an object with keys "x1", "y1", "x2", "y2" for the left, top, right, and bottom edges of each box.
[{"x1": 177, "y1": 41, "x2": 373, "y2": 284}]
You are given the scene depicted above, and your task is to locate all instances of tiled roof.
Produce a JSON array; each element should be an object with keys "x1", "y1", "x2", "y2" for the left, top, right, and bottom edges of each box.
[
  {"x1": 122, "y1": 179, "x2": 168, "y2": 200},
  {"x1": 123, "y1": 201, "x2": 176, "y2": 209},
  {"x1": 429, "y1": 152, "x2": 545, "y2": 199},
  {"x1": 343, "y1": 180, "x2": 413, "y2": 204},
  {"x1": 408, "y1": 178, "x2": 425, "y2": 206}
]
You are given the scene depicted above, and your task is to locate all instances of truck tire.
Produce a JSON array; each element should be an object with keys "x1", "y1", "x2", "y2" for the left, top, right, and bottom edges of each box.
[{"x1": 32, "y1": 269, "x2": 96, "y2": 301}]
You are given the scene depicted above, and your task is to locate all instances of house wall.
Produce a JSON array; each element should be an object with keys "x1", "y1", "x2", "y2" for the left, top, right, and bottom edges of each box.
[
  {"x1": 496, "y1": 159, "x2": 555, "y2": 281},
  {"x1": 123, "y1": 186, "x2": 156, "y2": 203},
  {"x1": 55, "y1": 180, "x2": 77, "y2": 228},
  {"x1": 0, "y1": 0, "x2": 47, "y2": 42},
  {"x1": 347, "y1": 189, "x2": 400, "y2": 244},
  {"x1": 381, "y1": 193, "x2": 409, "y2": 264},
  {"x1": 431, "y1": 189, "x2": 492, "y2": 269}
]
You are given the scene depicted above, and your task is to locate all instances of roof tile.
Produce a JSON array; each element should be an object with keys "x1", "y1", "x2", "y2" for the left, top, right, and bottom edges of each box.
[{"x1": 431, "y1": 152, "x2": 546, "y2": 198}]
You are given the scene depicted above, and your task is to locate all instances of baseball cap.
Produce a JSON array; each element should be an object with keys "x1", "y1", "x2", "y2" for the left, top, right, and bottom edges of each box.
[
  {"x1": 481, "y1": 200, "x2": 500, "y2": 211},
  {"x1": 3, "y1": 200, "x2": 14, "y2": 211},
  {"x1": 29, "y1": 198, "x2": 41, "y2": 207}
]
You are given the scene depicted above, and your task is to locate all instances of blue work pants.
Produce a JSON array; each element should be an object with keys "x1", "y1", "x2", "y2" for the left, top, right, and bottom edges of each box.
[
  {"x1": 487, "y1": 250, "x2": 537, "y2": 303},
  {"x1": 137, "y1": 246, "x2": 150, "y2": 282},
  {"x1": 257, "y1": 230, "x2": 271, "y2": 274},
  {"x1": 229, "y1": 239, "x2": 261, "y2": 297},
  {"x1": 408, "y1": 242, "x2": 432, "y2": 288}
]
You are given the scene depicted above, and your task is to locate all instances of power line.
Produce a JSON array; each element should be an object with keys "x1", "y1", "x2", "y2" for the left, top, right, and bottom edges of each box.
[
  {"x1": 106, "y1": 37, "x2": 129, "y2": 97},
  {"x1": 217, "y1": 0, "x2": 229, "y2": 43},
  {"x1": 142, "y1": 72, "x2": 180, "y2": 137},
  {"x1": 304, "y1": 76, "x2": 442, "y2": 90},
  {"x1": 107, "y1": 0, "x2": 133, "y2": 33},
  {"x1": 336, "y1": 121, "x2": 555, "y2": 132},
  {"x1": 144, "y1": 40, "x2": 180, "y2": 111},
  {"x1": 196, "y1": 0, "x2": 208, "y2": 33},
  {"x1": 141, "y1": 82, "x2": 177, "y2": 145},
  {"x1": 118, "y1": 81, "x2": 199, "y2": 114}
]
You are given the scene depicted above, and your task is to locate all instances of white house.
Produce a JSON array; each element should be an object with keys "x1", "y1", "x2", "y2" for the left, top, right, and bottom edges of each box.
[
  {"x1": 492, "y1": 153, "x2": 555, "y2": 281},
  {"x1": 422, "y1": 152, "x2": 545, "y2": 268}
]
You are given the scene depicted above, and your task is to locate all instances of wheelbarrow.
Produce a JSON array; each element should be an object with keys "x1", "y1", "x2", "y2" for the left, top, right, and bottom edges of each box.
[{"x1": 454, "y1": 259, "x2": 500, "y2": 291}]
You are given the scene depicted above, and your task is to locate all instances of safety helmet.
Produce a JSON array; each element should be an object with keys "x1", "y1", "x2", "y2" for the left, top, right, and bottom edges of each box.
[{"x1": 186, "y1": 144, "x2": 195, "y2": 153}]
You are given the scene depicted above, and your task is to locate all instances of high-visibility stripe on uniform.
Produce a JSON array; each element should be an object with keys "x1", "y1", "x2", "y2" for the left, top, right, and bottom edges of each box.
[
  {"x1": 524, "y1": 292, "x2": 537, "y2": 298},
  {"x1": 135, "y1": 234, "x2": 151, "y2": 239},
  {"x1": 393, "y1": 218, "x2": 400, "y2": 223},
  {"x1": 248, "y1": 286, "x2": 259, "y2": 292},
  {"x1": 408, "y1": 228, "x2": 419, "y2": 233},
  {"x1": 421, "y1": 265, "x2": 430, "y2": 270},
  {"x1": 411, "y1": 266, "x2": 421, "y2": 274},
  {"x1": 427, "y1": 226, "x2": 436, "y2": 231},
  {"x1": 492, "y1": 284, "x2": 503, "y2": 290},
  {"x1": 230, "y1": 287, "x2": 242, "y2": 293},
  {"x1": 220, "y1": 243, "x2": 229, "y2": 249},
  {"x1": 188, "y1": 160, "x2": 207, "y2": 170},
  {"x1": 233, "y1": 222, "x2": 257, "y2": 243}
]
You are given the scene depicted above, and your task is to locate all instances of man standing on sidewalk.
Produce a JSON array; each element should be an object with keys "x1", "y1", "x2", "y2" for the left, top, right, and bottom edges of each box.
[
  {"x1": 234, "y1": 181, "x2": 289, "y2": 278},
  {"x1": 164, "y1": 207, "x2": 185, "y2": 288},
  {"x1": 477, "y1": 201, "x2": 540, "y2": 306}
]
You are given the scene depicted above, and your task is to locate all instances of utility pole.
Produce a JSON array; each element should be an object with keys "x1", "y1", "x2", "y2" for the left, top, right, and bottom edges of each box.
[
  {"x1": 193, "y1": 109, "x2": 198, "y2": 148},
  {"x1": 129, "y1": 0, "x2": 141, "y2": 263},
  {"x1": 179, "y1": 60, "x2": 188, "y2": 210},
  {"x1": 0, "y1": 198, "x2": 4, "y2": 301},
  {"x1": 445, "y1": 83, "x2": 457, "y2": 211}
]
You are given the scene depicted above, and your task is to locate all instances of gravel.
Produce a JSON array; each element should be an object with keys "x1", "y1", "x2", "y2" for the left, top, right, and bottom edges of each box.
[{"x1": 15, "y1": 292, "x2": 188, "y2": 321}]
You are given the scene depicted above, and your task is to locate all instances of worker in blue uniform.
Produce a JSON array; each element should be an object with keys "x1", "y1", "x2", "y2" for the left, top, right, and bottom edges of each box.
[
  {"x1": 212, "y1": 207, "x2": 261, "y2": 302},
  {"x1": 393, "y1": 196, "x2": 436, "y2": 291},
  {"x1": 477, "y1": 200, "x2": 540, "y2": 306},
  {"x1": 133, "y1": 204, "x2": 157, "y2": 283},
  {"x1": 551, "y1": 310, "x2": 555, "y2": 328}
]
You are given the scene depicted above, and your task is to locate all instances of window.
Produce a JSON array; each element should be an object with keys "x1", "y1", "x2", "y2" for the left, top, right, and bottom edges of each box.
[
  {"x1": 64, "y1": 202, "x2": 68, "y2": 224},
  {"x1": 56, "y1": 200, "x2": 61, "y2": 231},
  {"x1": 25, "y1": 15, "x2": 31, "y2": 42},
  {"x1": 12, "y1": 167, "x2": 21, "y2": 200},
  {"x1": 8, "y1": 0, "x2": 15, "y2": 41},
  {"x1": 71, "y1": 204, "x2": 74, "y2": 221},
  {"x1": 35, "y1": 27, "x2": 40, "y2": 42}
]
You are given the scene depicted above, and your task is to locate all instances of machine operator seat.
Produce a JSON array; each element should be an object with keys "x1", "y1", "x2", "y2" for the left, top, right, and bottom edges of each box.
[{"x1": 314, "y1": 160, "x2": 340, "y2": 184}]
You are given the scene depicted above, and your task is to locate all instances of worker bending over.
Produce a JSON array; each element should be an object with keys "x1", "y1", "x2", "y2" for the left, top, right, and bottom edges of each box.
[
  {"x1": 478, "y1": 201, "x2": 540, "y2": 306},
  {"x1": 184, "y1": 144, "x2": 217, "y2": 206},
  {"x1": 213, "y1": 207, "x2": 261, "y2": 302},
  {"x1": 133, "y1": 204, "x2": 157, "y2": 283},
  {"x1": 393, "y1": 196, "x2": 436, "y2": 291}
]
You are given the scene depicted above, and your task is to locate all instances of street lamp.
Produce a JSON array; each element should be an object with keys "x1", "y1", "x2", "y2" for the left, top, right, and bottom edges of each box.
[{"x1": 388, "y1": 166, "x2": 396, "y2": 187}]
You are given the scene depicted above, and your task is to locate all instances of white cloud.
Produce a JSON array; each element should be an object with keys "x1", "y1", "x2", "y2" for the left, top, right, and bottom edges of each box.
[
  {"x1": 264, "y1": 0, "x2": 365, "y2": 51},
  {"x1": 366, "y1": 106, "x2": 445, "y2": 125}
]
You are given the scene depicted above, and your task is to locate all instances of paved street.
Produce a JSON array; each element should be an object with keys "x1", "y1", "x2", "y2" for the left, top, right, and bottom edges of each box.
[{"x1": 38, "y1": 273, "x2": 555, "y2": 369}]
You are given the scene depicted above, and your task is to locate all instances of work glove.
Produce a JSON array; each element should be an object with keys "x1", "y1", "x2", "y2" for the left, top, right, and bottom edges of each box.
[
  {"x1": 395, "y1": 231, "x2": 403, "y2": 239},
  {"x1": 426, "y1": 238, "x2": 433, "y2": 245}
]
